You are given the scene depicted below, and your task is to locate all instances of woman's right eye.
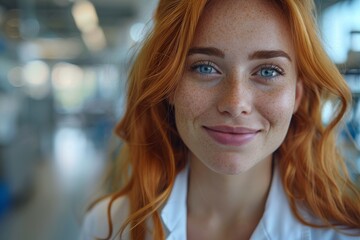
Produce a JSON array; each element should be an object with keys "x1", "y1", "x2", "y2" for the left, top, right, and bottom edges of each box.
[{"x1": 190, "y1": 61, "x2": 220, "y2": 75}]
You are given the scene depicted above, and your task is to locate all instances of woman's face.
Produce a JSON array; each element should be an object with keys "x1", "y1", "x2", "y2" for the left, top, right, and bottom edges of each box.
[{"x1": 172, "y1": 0, "x2": 303, "y2": 175}]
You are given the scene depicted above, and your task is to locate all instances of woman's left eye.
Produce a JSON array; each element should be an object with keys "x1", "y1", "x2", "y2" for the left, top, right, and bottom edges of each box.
[{"x1": 256, "y1": 65, "x2": 284, "y2": 79}]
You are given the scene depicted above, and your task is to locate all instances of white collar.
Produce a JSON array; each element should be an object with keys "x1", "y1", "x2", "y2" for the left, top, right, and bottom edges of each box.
[
  {"x1": 160, "y1": 165, "x2": 189, "y2": 237},
  {"x1": 159, "y1": 163, "x2": 310, "y2": 240},
  {"x1": 250, "y1": 164, "x2": 310, "y2": 239}
]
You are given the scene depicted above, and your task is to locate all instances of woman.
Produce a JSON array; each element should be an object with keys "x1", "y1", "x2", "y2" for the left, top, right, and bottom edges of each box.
[{"x1": 81, "y1": 0, "x2": 360, "y2": 239}]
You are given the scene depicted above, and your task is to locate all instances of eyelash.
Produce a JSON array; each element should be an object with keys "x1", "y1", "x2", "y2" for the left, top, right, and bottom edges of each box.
[
  {"x1": 254, "y1": 64, "x2": 285, "y2": 80},
  {"x1": 190, "y1": 61, "x2": 220, "y2": 75},
  {"x1": 189, "y1": 61, "x2": 285, "y2": 81}
]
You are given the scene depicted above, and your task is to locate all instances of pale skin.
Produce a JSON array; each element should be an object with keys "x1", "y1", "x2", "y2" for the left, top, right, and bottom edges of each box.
[{"x1": 172, "y1": 0, "x2": 303, "y2": 239}]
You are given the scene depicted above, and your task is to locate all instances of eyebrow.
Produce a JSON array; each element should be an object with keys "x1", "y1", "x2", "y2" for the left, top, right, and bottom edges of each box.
[
  {"x1": 248, "y1": 50, "x2": 292, "y2": 62},
  {"x1": 188, "y1": 47, "x2": 292, "y2": 62},
  {"x1": 188, "y1": 47, "x2": 225, "y2": 58}
]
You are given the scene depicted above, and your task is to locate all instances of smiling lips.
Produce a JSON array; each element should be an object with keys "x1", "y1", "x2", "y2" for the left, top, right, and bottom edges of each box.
[{"x1": 204, "y1": 125, "x2": 259, "y2": 146}]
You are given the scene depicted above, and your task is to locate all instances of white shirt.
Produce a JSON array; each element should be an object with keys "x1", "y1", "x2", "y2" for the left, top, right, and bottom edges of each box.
[{"x1": 80, "y1": 165, "x2": 359, "y2": 240}]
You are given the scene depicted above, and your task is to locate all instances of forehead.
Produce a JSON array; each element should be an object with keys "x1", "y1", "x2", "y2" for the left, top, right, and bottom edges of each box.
[{"x1": 192, "y1": 0, "x2": 294, "y2": 58}]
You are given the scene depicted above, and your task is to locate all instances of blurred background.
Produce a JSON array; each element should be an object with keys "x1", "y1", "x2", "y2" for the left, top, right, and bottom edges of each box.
[{"x1": 0, "y1": 0, "x2": 359, "y2": 239}]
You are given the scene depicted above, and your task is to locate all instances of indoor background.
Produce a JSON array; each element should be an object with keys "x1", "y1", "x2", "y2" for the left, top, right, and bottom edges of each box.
[{"x1": 0, "y1": 0, "x2": 359, "y2": 239}]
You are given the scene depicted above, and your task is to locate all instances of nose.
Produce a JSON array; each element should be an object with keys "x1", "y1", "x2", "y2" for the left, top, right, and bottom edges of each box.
[{"x1": 217, "y1": 77, "x2": 253, "y2": 117}]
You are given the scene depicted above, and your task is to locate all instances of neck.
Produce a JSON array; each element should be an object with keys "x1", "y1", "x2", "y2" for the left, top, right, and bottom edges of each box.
[{"x1": 187, "y1": 155, "x2": 273, "y2": 224}]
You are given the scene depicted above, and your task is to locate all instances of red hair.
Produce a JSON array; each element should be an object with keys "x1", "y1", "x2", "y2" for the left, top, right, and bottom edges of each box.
[
  {"x1": 111, "y1": 1, "x2": 207, "y2": 239},
  {"x1": 277, "y1": 0, "x2": 360, "y2": 230},
  {"x1": 94, "y1": 0, "x2": 360, "y2": 239}
]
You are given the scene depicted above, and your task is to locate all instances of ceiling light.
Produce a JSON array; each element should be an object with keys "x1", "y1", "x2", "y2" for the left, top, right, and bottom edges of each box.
[{"x1": 72, "y1": 0, "x2": 99, "y2": 33}]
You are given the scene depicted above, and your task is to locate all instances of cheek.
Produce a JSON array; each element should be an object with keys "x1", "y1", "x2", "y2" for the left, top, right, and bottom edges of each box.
[
  {"x1": 257, "y1": 88, "x2": 296, "y2": 126},
  {"x1": 173, "y1": 81, "x2": 212, "y2": 121}
]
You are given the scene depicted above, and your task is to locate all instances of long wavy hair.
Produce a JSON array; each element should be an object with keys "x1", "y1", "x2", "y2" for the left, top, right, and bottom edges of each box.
[{"x1": 98, "y1": 0, "x2": 360, "y2": 239}]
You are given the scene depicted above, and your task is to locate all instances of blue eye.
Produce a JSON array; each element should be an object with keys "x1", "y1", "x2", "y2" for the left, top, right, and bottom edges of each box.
[
  {"x1": 197, "y1": 65, "x2": 216, "y2": 74},
  {"x1": 260, "y1": 68, "x2": 278, "y2": 78},
  {"x1": 191, "y1": 61, "x2": 219, "y2": 75},
  {"x1": 257, "y1": 65, "x2": 284, "y2": 79}
]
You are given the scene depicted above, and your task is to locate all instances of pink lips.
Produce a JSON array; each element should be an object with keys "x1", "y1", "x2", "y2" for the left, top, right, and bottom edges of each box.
[{"x1": 204, "y1": 125, "x2": 259, "y2": 146}]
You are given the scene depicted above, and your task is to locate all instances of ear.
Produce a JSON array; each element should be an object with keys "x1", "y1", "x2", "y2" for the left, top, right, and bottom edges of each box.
[{"x1": 293, "y1": 78, "x2": 303, "y2": 113}]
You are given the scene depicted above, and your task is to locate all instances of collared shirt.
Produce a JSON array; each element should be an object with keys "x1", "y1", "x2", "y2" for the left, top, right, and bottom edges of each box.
[{"x1": 80, "y1": 165, "x2": 359, "y2": 240}]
